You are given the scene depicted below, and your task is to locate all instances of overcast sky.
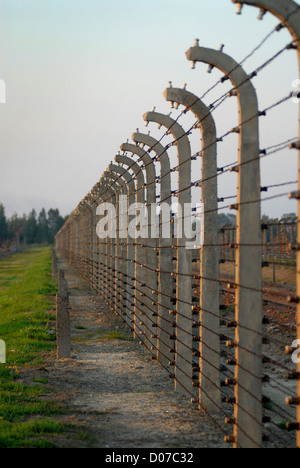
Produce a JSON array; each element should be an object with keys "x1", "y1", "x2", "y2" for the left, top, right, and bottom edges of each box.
[{"x1": 0, "y1": 0, "x2": 299, "y2": 219}]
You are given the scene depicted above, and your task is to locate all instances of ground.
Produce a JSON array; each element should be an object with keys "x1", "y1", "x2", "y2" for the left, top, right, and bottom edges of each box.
[
  {"x1": 19, "y1": 258, "x2": 228, "y2": 448},
  {"x1": 13, "y1": 254, "x2": 298, "y2": 448}
]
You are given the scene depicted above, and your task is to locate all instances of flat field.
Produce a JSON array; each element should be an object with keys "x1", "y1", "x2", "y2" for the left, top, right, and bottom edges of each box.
[{"x1": 0, "y1": 247, "x2": 74, "y2": 448}]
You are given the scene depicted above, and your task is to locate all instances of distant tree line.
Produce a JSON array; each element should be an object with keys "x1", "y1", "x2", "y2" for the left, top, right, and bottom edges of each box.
[{"x1": 0, "y1": 204, "x2": 68, "y2": 247}]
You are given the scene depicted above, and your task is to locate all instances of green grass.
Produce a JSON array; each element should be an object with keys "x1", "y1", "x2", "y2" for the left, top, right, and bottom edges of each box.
[
  {"x1": 0, "y1": 246, "x2": 72, "y2": 448},
  {"x1": 98, "y1": 330, "x2": 132, "y2": 341},
  {"x1": 103, "y1": 330, "x2": 129, "y2": 341},
  {"x1": 0, "y1": 368, "x2": 63, "y2": 422},
  {"x1": 0, "y1": 246, "x2": 57, "y2": 366},
  {"x1": 73, "y1": 329, "x2": 133, "y2": 343},
  {"x1": 74, "y1": 325, "x2": 87, "y2": 330},
  {"x1": 0, "y1": 419, "x2": 67, "y2": 448}
]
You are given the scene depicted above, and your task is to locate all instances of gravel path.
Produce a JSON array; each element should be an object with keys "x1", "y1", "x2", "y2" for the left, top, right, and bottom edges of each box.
[{"x1": 45, "y1": 259, "x2": 228, "y2": 448}]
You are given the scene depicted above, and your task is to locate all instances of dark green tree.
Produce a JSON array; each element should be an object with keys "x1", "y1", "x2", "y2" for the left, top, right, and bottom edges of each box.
[
  {"x1": 47, "y1": 208, "x2": 65, "y2": 244},
  {"x1": 37, "y1": 208, "x2": 49, "y2": 244},
  {"x1": 0, "y1": 203, "x2": 8, "y2": 243},
  {"x1": 24, "y1": 209, "x2": 38, "y2": 244}
]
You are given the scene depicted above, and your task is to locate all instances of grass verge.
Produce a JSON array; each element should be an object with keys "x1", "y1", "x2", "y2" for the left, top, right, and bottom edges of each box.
[{"x1": 0, "y1": 246, "x2": 83, "y2": 448}]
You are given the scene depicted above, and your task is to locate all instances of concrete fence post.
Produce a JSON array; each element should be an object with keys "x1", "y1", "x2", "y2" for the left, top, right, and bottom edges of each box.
[
  {"x1": 143, "y1": 110, "x2": 194, "y2": 398},
  {"x1": 83, "y1": 196, "x2": 94, "y2": 291},
  {"x1": 86, "y1": 201, "x2": 93, "y2": 288},
  {"x1": 95, "y1": 186, "x2": 107, "y2": 300},
  {"x1": 108, "y1": 163, "x2": 136, "y2": 328},
  {"x1": 115, "y1": 153, "x2": 147, "y2": 343},
  {"x1": 164, "y1": 86, "x2": 221, "y2": 414},
  {"x1": 120, "y1": 140, "x2": 158, "y2": 359},
  {"x1": 79, "y1": 202, "x2": 90, "y2": 284},
  {"x1": 90, "y1": 188, "x2": 102, "y2": 294},
  {"x1": 132, "y1": 131, "x2": 173, "y2": 371},
  {"x1": 92, "y1": 183, "x2": 105, "y2": 297},
  {"x1": 88, "y1": 198, "x2": 96, "y2": 290},
  {"x1": 109, "y1": 164, "x2": 136, "y2": 331},
  {"x1": 78, "y1": 202, "x2": 86, "y2": 281},
  {"x1": 91, "y1": 182, "x2": 116, "y2": 307},
  {"x1": 187, "y1": 42, "x2": 263, "y2": 448},
  {"x1": 230, "y1": 0, "x2": 300, "y2": 449},
  {"x1": 103, "y1": 172, "x2": 127, "y2": 318},
  {"x1": 100, "y1": 183, "x2": 117, "y2": 310}
]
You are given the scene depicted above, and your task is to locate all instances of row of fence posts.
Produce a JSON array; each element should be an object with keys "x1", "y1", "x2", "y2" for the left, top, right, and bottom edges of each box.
[{"x1": 55, "y1": 0, "x2": 300, "y2": 448}]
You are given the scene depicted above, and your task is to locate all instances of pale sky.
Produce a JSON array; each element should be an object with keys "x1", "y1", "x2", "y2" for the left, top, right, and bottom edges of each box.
[{"x1": 0, "y1": 0, "x2": 299, "y2": 219}]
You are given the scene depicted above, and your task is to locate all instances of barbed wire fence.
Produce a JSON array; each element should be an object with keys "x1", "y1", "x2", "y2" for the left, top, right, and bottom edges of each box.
[{"x1": 55, "y1": 0, "x2": 300, "y2": 448}]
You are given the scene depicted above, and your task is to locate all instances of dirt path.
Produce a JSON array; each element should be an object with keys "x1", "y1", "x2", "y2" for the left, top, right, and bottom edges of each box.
[{"x1": 39, "y1": 259, "x2": 228, "y2": 448}]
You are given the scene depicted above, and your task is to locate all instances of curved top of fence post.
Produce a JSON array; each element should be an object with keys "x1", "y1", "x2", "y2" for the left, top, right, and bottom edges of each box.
[
  {"x1": 97, "y1": 180, "x2": 116, "y2": 203},
  {"x1": 231, "y1": 0, "x2": 300, "y2": 44},
  {"x1": 85, "y1": 184, "x2": 105, "y2": 208},
  {"x1": 160, "y1": 86, "x2": 218, "y2": 226},
  {"x1": 186, "y1": 43, "x2": 260, "y2": 202},
  {"x1": 101, "y1": 176, "x2": 122, "y2": 221},
  {"x1": 186, "y1": 42, "x2": 259, "y2": 118},
  {"x1": 163, "y1": 87, "x2": 217, "y2": 149},
  {"x1": 115, "y1": 154, "x2": 145, "y2": 205},
  {"x1": 143, "y1": 110, "x2": 192, "y2": 208},
  {"x1": 103, "y1": 170, "x2": 126, "y2": 194},
  {"x1": 108, "y1": 163, "x2": 135, "y2": 196},
  {"x1": 79, "y1": 197, "x2": 93, "y2": 213},
  {"x1": 143, "y1": 111, "x2": 191, "y2": 160},
  {"x1": 105, "y1": 165, "x2": 134, "y2": 241},
  {"x1": 131, "y1": 132, "x2": 170, "y2": 174},
  {"x1": 132, "y1": 132, "x2": 171, "y2": 205},
  {"x1": 120, "y1": 141, "x2": 156, "y2": 206},
  {"x1": 89, "y1": 183, "x2": 104, "y2": 208}
]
